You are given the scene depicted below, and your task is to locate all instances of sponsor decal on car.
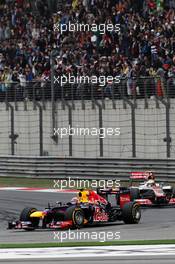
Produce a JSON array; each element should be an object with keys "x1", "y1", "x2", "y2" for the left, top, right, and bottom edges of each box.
[{"x1": 93, "y1": 207, "x2": 108, "y2": 222}]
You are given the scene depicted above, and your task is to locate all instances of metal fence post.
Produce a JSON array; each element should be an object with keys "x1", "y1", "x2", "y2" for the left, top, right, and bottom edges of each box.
[
  {"x1": 63, "y1": 102, "x2": 73, "y2": 156},
  {"x1": 120, "y1": 78, "x2": 127, "y2": 109},
  {"x1": 131, "y1": 105, "x2": 136, "y2": 157},
  {"x1": 35, "y1": 102, "x2": 43, "y2": 156},
  {"x1": 99, "y1": 105, "x2": 103, "y2": 157},
  {"x1": 111, "y1": 84, "x2": 116, "y2": 109},
  {"x1": 166, "y1": 103, "x2": 171, "y2": 158},
  {"x1": 123, "y1": 98, "x2": 136, "y2": 158},
  {"x1": 90, "y1": 84, "x2": 104, "y2": 157},
  {"x1": 157, "y1": 97, "x2": 171, "y2": 158},
  {"x1": 7, "y1": 103, "x2": 18, "y2": 155},
  {"x1": 81, "y1": 84, "x2": 85, "y2": 110},
  {"x1": 51, "y1": 50, "x2": 59, "y2": 143},
  {"x1": 144, "y1": 78, "x2": 149, "y2": 109},
  {"x1": 68, "y1": 105, "x2": 73, "y2": 156}
]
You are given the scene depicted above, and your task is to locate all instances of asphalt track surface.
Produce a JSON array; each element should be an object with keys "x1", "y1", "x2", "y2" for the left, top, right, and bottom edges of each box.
[{"x1": 0, "y1": 190, "x2": 175, "y2": 243}]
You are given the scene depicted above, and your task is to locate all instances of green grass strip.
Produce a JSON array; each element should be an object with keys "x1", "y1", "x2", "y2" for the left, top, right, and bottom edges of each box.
[
  {"x1": 0, "y1": 240, "x2": 175, "y2": 249},
  {"x1": 0, "y1": 177, "x2": 53, "y2": 188},
  {"x1": 1, "y1": 177, "x2": 175, "y2": 189}
]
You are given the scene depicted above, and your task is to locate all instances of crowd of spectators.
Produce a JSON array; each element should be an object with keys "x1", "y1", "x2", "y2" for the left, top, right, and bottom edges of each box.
[
  {"x1": 0, "y1": 0, "x2": 175, "y2": 101},
  {"x1": 0, "y1": 0, "x2": 53, "y2": 100}
]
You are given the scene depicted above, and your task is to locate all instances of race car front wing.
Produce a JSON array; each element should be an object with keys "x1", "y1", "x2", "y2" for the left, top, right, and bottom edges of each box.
[{"x1": 8, "y1": 220, "x2": 74, "y2": 230}]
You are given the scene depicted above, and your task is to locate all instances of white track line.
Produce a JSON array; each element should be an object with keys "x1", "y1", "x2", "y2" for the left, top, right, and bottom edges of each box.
[
  {"x1": 0, "y1": 187, "x2": 77, "y2": 193},
  {"x1": 0, "y1": 245, "x2": 175, "y2": 259}
]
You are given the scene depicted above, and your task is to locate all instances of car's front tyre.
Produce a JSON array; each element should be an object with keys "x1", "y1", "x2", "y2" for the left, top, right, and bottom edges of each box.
[
  {"x1": 66, "y1": 206, "x2": 85, "y2": 229},
  {"x1": 20, "y1": 207, "x2": 39, "y2": 230}
]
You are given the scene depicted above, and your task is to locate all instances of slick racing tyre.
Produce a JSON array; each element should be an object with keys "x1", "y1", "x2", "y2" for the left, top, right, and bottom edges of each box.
[
  {"x1": 130, "y1": 188, "x2": 140, "y2": 201},
  {"x1": 122, "y1": 202, "x2": 141, "y2": 224},
  {"x1": 20, "y1": 207, "x2": 39, "y2": 230},
  {"x1": 172, "y1": 187, "x2": 175, "y2": 198},
  {"x1": 66, "y1": 206, "x2": 85, "y2": 229}
]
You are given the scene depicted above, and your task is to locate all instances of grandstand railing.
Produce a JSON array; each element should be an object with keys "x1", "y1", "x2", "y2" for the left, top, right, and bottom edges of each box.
[
  {"x1": 0, "y1": 156, "x2": 175, "y2": 182},
  {"x1": 0, "y1": 77, "x2": 175, "y2": 107}
]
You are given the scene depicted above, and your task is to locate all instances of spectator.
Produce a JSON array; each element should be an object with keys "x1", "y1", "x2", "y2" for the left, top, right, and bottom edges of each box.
[{"x1": 1, "y1": 66, "x2": 11, "y2": 91}]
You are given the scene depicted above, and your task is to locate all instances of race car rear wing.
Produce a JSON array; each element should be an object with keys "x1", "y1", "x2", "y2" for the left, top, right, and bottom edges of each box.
[
  {"x1": 129, "y1": 172, "x2": 149, "y2": 187},
  {"x1": 130, "y1": 172, "x2": 148, "y2": 180}
]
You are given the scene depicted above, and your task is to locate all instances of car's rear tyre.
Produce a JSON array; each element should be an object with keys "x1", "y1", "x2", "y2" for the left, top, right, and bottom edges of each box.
[
  {"x1": 20, "y1": 207, "x2": 39, "y2": 230},
  {"x1": 130, "y1": 188, "x2": 140, "y2": 201},
  {"x1": 66, "y1": 206, "x2": 85, "y2": 229},
  {"x1": 172, "y1": 187, "x2": 175, "y2": 198},
  {"x1": 122, "y1": 202, "x2": 141, "y2": 224}
]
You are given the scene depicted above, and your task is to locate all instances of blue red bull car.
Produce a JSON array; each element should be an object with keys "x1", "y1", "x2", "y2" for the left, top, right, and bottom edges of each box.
[
  {"x1": 129, "y1": 171, "x2": 175, "y2": 206},
  {"x1": 8, "y1": 188, "x2": 141, "y2": 231}
]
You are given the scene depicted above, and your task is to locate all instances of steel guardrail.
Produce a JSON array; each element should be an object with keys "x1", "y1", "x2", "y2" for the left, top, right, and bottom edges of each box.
[{"x1": 0, "y1": 156, "x2": 174, "y2": 182}]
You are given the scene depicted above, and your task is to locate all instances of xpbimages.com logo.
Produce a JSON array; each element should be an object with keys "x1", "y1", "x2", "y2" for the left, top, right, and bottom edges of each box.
[
  {"x1": 54, "y1": 126, "x2": 120, "y2": 139},
  {"x1": 53, "y1": 178, "x2": 120, "y2": 190},
  {"x1": 54, "y1": 22, "x2": 120, "y2": 35},
  {"x1": 53, "y1": 230, "x2": 121, "y2": 243},
  {"x1": 54, "y1": 74, "x2": 120, "y2": 87}
]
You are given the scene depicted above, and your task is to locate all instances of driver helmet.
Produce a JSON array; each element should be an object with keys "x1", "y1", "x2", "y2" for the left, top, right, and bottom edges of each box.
[
  {"x1": 147, "y1": 179, "x2": 155, "y2": 186},
  {"x1": 146, "y1": 171, "x2": 155, "y2": 180},
  {"x1": 77, "y1": 189, "x2": 89, "y2": 203}
]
